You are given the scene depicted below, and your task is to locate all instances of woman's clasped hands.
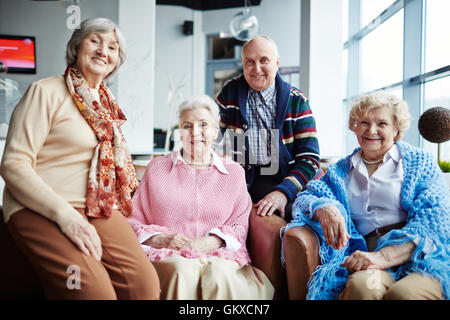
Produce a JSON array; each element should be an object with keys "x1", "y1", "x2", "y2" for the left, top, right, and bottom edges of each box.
[
  {"x1": 144, "y1": 233, "x2": 223, "y2": 254},
  {"x1": 342, "y1": 250, "x2": 388, "y2": 273}
]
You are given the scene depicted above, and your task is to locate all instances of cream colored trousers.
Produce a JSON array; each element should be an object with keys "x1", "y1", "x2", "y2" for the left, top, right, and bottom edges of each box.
[
  {"x1": 152, "y1": 255, "x2": 274, "y2": 300},
  {"x1": 339, "y1": 270, "x2": 443, "y2": 300}
]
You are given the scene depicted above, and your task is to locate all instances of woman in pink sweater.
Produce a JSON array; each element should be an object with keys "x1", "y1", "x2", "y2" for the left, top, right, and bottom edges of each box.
[{"x1": 128, "y1": 95, "x2": 274, "y2": 299}]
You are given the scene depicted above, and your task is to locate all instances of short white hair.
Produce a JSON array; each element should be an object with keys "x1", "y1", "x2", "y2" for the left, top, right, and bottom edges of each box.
[
  {"x1": 178, "y1": 94, "x2": 220, "y2": 128},
  {"x1": 241, "y1": 35, "x2": 279, "y2": 58},
  {"x1": 349, "y1": 91, "x2": 411, "y2": 141},
  {"x1": 66, "y1": 17, "x2": 126, "y2": 80}
]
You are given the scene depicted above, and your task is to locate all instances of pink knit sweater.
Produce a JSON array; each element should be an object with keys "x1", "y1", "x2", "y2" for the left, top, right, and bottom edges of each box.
[{"x1": 128, "y1": 152, "x2": 253, "y2": 266}]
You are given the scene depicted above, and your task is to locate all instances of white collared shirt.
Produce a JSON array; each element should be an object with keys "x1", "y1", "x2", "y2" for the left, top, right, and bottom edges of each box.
[
  {"x1": 171, "y1": 149, "x2": 229, "y2": 175},
  {"x1": 308, "y1": 144, "x2": 435, "y2": 253},
  {"x1": 345, "y1": 144, "x2": 407, "y2": 236}
]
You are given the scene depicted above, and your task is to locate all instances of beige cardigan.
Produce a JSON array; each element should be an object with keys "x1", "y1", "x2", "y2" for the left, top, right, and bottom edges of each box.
[{"x1": 0, "y1": 75, "x2": 98, "y2": 231}]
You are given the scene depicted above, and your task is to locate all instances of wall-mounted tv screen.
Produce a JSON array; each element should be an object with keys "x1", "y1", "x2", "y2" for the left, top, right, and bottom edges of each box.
[{"x1": 0, "y1": 35, "x2": 36, "y2": 74}]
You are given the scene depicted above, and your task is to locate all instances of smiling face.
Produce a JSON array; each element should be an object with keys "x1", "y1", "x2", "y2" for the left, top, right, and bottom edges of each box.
[
  {"x1": 355, "y1": 107, "x2": 399, "y2": 160},
  {"x1": 179, "y1": 107, "x2": 219, "y2": 162},
  {"x1": 242, "y1": 37, "x2": 279, "y2": 91},
  {"x1": 76, "y1": 30, "x2": 119, "y2": 88}
]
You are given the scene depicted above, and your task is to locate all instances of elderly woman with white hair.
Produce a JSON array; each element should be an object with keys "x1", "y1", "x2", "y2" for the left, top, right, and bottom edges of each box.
[
  {"x1": 0, "y1": 17, "x2": 160, "y2": 299},
  {"x1": 128, "y1": 94, "x2": 274, "y2": 300},
  {"x1": 284, "y1": 91, "x2": 449, "y2": 300}
]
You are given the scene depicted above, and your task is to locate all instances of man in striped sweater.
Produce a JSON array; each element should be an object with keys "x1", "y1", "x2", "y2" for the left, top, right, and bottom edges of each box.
[{"x1": 216, "y1": 36, "x2": 321, "y2": 221}]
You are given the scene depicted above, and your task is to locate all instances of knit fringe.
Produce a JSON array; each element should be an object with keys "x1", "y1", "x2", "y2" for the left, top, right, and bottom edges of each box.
[
  {"x1": 306, "y1": 261, "x2": 347, "y2": 300},
  {"x1": 286, "y1": 141, "x2": 450, "y2": 300}
]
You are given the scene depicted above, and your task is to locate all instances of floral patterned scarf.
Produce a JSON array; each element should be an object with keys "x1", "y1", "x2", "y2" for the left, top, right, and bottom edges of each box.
[{"x1": 65, "y1": 65, "x2": 138, "y2": 218}]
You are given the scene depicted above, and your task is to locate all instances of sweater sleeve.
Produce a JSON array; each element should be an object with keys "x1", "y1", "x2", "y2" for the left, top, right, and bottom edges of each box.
[
  {"x1": 216, "y1": 165, "x2": 253, "y2": 249},
  {"x1": 216, "y1": 77, "x2": 242, "y2": 136},
  {"x1": 0, "y1": 82, "x2": 86, "y2": 231},
  {"x1": 291, "y1": 187, "x2": 344, "y2": 221},
  {"x1": 216, "y1": 92, "x2": 229, "y2": 137},
  {"x1": 206, "y1": 227, "x2": 242, "y2": 252},
  {"x1": 128, "y1": 162, "x2": 171, "y2": 243},
  {"x1": 216, "y1": 81, "x2": 232, "y2": 135},
  {"x1": 275, "y1": 95, "x2": 321, "y2": 202}
]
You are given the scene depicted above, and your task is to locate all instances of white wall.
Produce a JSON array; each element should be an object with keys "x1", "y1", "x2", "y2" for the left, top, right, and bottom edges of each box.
[
  {"x1": 0, "y1": 0, "x2": 119, "y2": 94},
  {"x1": 0, "y1": 0, "x2": 155, "y2": 155},
  {"x1": 301, "y1": 0, "x2": 345, "y2": 158},
  {"x1": 1, "y1": 0, "x2": 346, "y2": 162},
  {"x1": 0, "y1": 0, "x2": 119, "y2": 206},
  {"x1": 153, "y1": 0, "x2": 301, "y2": 130},
  {"x1": 202, "y1": 0, "x2": 301, "y2": 67},
  {"x1": 153, "y1": 5, "x2": 204, "y2": 131},
  {"x1": 118, "y1": 0, "x2": 156, "y2": 154},
  {"x1": 0, "y1": 0, "x2": 156, "y2": 204},
  {"x1": 152, "y1": 0, "x2": 347, "y2": 160}
]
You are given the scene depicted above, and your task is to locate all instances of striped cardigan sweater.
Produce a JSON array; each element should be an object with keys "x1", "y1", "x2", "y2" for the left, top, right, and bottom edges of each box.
[{"x1": 216, "y1": 73, "x2": 320, "y2": 202}]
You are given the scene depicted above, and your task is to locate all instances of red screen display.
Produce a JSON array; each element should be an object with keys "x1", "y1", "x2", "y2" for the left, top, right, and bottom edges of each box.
[{"x1": 0, "y1": 37, "x2": 36, "y2": 71}]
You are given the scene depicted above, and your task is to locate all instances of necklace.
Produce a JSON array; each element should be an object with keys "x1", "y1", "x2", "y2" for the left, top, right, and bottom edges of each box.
[
  {"x1": 362, "y1": 156, "x2": 383, "y2": 165},
  {"x1": 183, "y1": 155, "x2": 212, "y2": 167}
]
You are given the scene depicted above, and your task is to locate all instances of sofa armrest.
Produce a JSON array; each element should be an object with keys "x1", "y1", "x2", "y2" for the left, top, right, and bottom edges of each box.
[
  {"x1": 0, "y1": 213, "x2": 44, "y2": 299},
  {"x1": 283, "y1": 226, "x2": 320, "y2": 300},
  {"x1": 247, "y1": 208, "x2": 288, "y2": 299}
]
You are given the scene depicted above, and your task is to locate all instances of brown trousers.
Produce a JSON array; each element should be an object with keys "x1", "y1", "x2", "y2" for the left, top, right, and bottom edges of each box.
[{"x1": 7, "y1": 208, "x2": 160, "y2": 300}]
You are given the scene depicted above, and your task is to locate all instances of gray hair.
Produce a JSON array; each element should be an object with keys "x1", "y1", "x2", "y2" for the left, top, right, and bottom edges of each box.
[
  {"x1": 178, "y1": 94, "x2": 220, "y2": 128},
  {"x1": 349, "y1": 91, "x2": 412, "y2": 141},
  {"x1": 241, "y1": 35, "x2": 279, "y2": 58},
  {"x1": 65, "y1": 17, "x2": 126, "y2": 80}
]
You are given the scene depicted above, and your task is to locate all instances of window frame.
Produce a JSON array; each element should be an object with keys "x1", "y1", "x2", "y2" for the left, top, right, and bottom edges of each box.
[{"x1": 343, "y1": 0, "x2": 450, "y2": 153}]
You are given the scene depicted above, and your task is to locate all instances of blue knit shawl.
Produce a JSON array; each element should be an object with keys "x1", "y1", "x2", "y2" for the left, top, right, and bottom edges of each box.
[{"x1": 284, "y1": 141, "x2": 450, "y2": 300}]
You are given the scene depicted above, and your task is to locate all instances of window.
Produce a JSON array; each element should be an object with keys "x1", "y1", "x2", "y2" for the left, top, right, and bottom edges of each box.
[
  {"x1": 423, "y1": 76, "x2": 450, "y2": 161},
  {"x1": 206, "y1": 35, "x2": 243, "y2": 98},
  {"x1": 421, "y1": 0, "x2": 450, "y2": 160},
  {"x1": 359, "y1": 10, "x2": 403, "y2": 93},
  {"x1": 343, "y1": 0, "x2": 349, "y2": 42},
  {"x1": 385, "y1": 85, "x2": 403, "y2": 100},
  {"x1": 208, "y1": 36, "x2": 244, "y2": 60},
  {"x1": 343, "y1": 48, "x2": 348, "y2": 97},
  {"x1": 360, "y1": 0, "x2": 396, "y2": 27},
  {"x1": 344, "y1": 0, "x2": 450, "y2": 161},
  {"x1": 424, "y1": 0, "x2": 450, "y2": 73}
]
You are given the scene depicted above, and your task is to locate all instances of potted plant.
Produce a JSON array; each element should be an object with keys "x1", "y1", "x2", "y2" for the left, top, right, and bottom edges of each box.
[
  {"x1": 438, "y1": 160, "x2": 450, "y2": 188},
  {"x1": 418, "y1": 106, "x2": 450, "y2": 188}
]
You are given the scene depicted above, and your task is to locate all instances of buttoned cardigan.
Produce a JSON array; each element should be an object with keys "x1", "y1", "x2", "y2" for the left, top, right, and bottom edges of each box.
[{"x1": 216, "y1": 73, "x2": 321, "y2": 201}]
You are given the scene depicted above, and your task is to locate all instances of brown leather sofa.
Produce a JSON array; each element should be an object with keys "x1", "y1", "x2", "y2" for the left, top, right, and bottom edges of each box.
[
  {"x1": 281, "y1": 161, "x2": 336, "y2": 299},
  {"x1": 282, "y1": 226, "x2": 320, "y2": 300},
  {"x1": 0, "y1": 210, "x2": 45, "y2": 299},
  {"x1": 247, "y1": 208, "x2": 288, "y2": 299},
  {"x1": 0, "y1": 206, "x2": 290, "y2": 300}
]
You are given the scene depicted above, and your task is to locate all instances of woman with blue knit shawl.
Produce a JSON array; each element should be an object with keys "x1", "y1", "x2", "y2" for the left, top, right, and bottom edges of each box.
[{"x1": 286, "y1": 91, "x2": 449, "y2": 300}]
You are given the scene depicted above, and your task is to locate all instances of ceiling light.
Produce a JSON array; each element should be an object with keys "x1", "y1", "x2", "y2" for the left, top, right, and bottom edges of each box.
[{"x1": 229, "y1": 0, "x2": 259, "y2": 41}]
